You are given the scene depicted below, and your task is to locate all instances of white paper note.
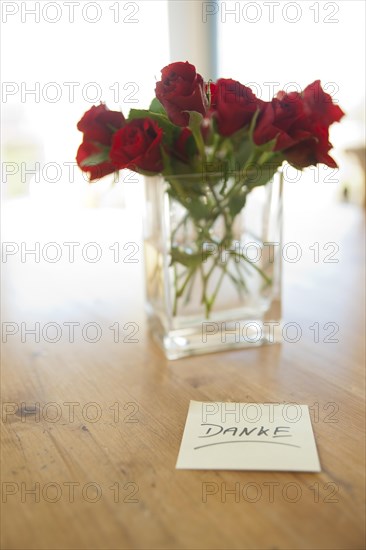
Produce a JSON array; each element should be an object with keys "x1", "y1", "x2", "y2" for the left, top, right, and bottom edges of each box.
[{"x1": 176, "y1": 401, "x2": 321, "y2": 472}]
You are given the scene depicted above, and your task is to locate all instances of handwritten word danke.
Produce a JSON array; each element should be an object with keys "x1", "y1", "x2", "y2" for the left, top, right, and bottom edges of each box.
[{"x1": 199, "y1": 424, "x2": 292, "y2": 439}]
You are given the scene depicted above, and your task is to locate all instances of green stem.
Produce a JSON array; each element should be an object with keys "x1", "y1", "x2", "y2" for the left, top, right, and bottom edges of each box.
[
  {"x1": 176, "y1": 268, "x2": 195, "y2": 298},
  {"x1": 171, "y1": 211, "x2": 191, "y2": 243},
  {"x1": 207, "y1": 267, "x2": 226, "y2": 312},
  {"x1": 184, "y1": 269, "x2": 197, "y2": 306},
  {"x1": 169, "y1": 159, "x2": 279, "y2": 316},
  {"x1": 236, "y1": 252, "x2": 272, "y2": 286},
  {"x1": 199, "y1": 264, "x2": 210, "y2": 318},
  {"x1": 232, "y1": 258, "x2": 248, "y2": 296}
]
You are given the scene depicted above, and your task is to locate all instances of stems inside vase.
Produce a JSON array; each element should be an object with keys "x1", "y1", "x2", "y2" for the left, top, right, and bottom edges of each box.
[{"x1": 169, "y1": 175, "x2": 273, "y2": 319}]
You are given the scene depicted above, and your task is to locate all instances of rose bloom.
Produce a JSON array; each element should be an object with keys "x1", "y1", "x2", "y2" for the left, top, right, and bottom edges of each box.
[
  {"x1": 77, "y1": 104, "x2": 125, "y2": 145},
  {"x1": 155, "y1": 61, "x2": 208, "y2": 127},
  {"x1": 284, "y1": 125, "x2": 338, "y2": 169},
  {"x1": 253, "y1": 81, "x2": 345, "y2": 167},
  {"x1": 253, "y1": 93, "x2": 307, "y2": 151},
  {"x1": 212, "y1": 78, "x2": 262, "y2": 136},
  {"x1": 110, "y1": 118, "x2": 163, "y2": 173},
  {"x1": 301, "y1": 80, "x2": 344, "y2": 127},
  {"x1": 76, "y1": 104, "x2": 125, "y2": 180}
]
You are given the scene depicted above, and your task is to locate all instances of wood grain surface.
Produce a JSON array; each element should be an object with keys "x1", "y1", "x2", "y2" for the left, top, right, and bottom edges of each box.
[{"x1": 1, "y1": 187, "x2": 365, "y2": 550}]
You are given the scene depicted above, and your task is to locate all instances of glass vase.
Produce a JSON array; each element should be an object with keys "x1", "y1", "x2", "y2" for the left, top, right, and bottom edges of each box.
[{"x1": 143, "y1": 171, "x2": 283, "y2": 359}]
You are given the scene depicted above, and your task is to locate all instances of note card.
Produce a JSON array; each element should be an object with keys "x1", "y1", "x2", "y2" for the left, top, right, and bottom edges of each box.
[{"x1": 176, "y1": 401, "x2": 321, "y2": 472}]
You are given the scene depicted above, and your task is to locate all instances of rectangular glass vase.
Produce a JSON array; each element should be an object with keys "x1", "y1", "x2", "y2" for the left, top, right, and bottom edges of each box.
[{"x1": 143, "y1": 172, "x2": 283, "y2": 360}]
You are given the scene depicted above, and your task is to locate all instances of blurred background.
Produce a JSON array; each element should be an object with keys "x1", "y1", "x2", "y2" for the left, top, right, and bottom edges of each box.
[
  {"x1": 1, "y1": 0, "x2": 365, "y2": 280},
  {"x1": 1, "y1": 0, "x2": 365, "y2": 204}
]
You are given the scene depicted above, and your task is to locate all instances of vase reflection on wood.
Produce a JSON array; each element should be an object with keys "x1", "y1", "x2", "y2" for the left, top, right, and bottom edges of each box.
[{"x1": 143, "y1": 171, "x2": 283, "y2": 359}]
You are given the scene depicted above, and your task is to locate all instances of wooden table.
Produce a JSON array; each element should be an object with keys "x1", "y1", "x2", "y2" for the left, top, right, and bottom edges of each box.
[{"x1": 1, "y1": 186, "x2": 365, "y2": 550}]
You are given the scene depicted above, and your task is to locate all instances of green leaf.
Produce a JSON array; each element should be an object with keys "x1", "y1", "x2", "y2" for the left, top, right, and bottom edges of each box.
[
  {"x1": 184, "y1": 132, "x2": 199, "y2": 159},
  {"x1": 247, "y1": 160, "x2": 282, "y2": 190},
  {"x1": 170, "y1": 247, "x2": 210, "y2": 268},
  {"x1": 228, "y1": 191, "x2": 247, "y2": 218},
  {"x1": 127, "y1": 109, "x2": 180, "y2": 146},
  {"x1": 161, "y1": 147, "x2": 173, "y2": 173},
  {"x1": 227, "y1": 136, "x2": 254, "y2": 173},
  {"x1": 80, "y1": 150, "x2": 109, "y2": 167},
  {"x1": 188, "y1": 197, "x2": 211, "y2": 220},
  {"x1": 149, "y1": 98, "x2": 167, "y2": 115},
  {"x1": 255, "y1": 137, "x2": 278, "y2": 154},
  {"x1": 170, "y1": 247, "x2": 201, "y2": 268}
]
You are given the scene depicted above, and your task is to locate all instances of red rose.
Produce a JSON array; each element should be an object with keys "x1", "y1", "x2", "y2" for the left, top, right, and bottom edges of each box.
[
  {"x1": 253, "y1": 93, "x2": 309, "y2": 150},
  {"x1": 77, "y1": 104, "x2": 125, "y2": 145},
  {"x1": 110, "y1": 118, "x2": 163, "y2": 173},
  {"x1": 155, "y1": 61, "x2": 208, "y2": 126},
  {"x1": 76, "y1": 141, "x2": 117, "y2": 181},
  {"x1": 253, "y1": 82, "x2": 344, "y2": 165},
  {"x1": 284, "y1": 125, "x2": 337, "y2": 168},
  {"x1": 302, "y1": 80, "x2": 344, "y2": 126},
  {"x1": 212, "y1": 79, "x2": 261, "y2": 136}
]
